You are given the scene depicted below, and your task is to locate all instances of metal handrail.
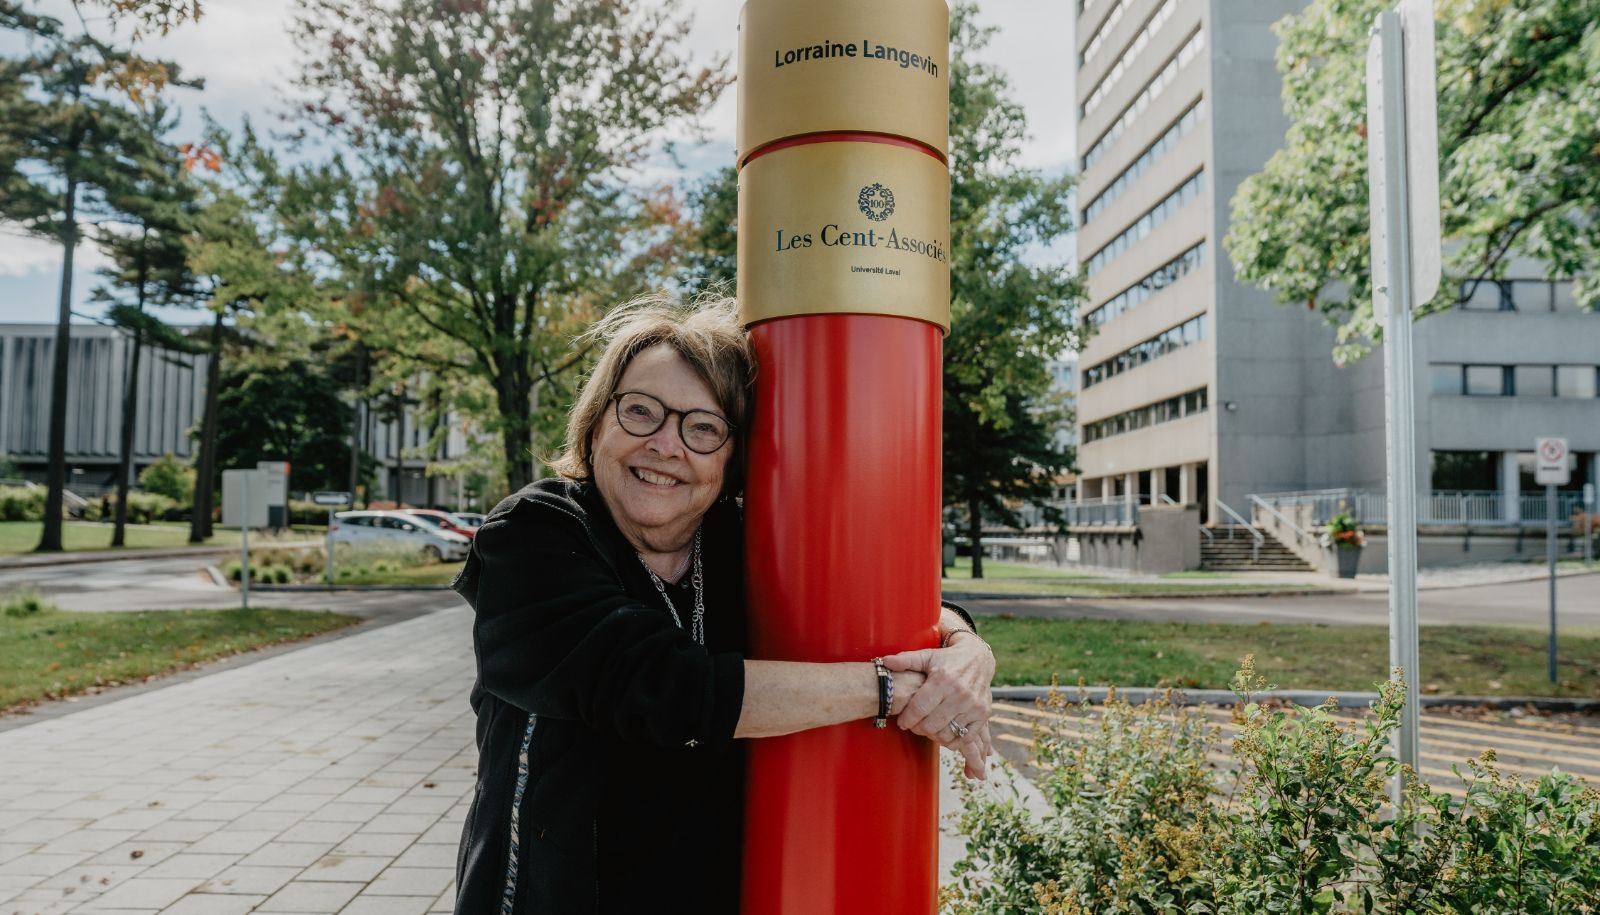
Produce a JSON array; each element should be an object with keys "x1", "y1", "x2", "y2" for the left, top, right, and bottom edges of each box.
[
  {"x1": 1213, "y1": 498, "x2": 1263, "y2": 563},
  {"x1": 1249, "y1": 493, "x2": 1315, "y2": 550}
]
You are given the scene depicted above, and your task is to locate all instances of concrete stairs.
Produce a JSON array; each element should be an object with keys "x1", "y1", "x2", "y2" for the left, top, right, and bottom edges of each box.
[{"x1": 1201, "y1": 526, "x2": 1316, "y2": 572}]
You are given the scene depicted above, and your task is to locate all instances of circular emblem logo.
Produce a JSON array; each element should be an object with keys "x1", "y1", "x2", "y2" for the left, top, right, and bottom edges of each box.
[{"x1": 857, "y1": 183, "x2": 895, "y2": 222}]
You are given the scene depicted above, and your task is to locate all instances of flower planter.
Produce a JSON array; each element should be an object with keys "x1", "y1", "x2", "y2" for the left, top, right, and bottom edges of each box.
[{"x1": 1333, "y1": 546, "x2": 1361, "y2": 579}]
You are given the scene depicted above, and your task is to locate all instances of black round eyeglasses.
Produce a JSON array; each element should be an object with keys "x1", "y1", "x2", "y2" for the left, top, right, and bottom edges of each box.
[{"x1": 609, "y1": 391, "x2": 733, "y2": 454}]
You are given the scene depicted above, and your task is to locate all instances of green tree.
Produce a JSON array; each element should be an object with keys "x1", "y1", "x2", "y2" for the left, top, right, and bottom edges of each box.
[
  {"x1": 212, "y1": 355, "x2": 357, "y2": 495},
  {"x1": 942, "y1": 5, "x2": 1082, "y2": 578},
  {"x1": 137, "y1": 452, "x2": 194, "y2": 504},
  {"x1": 183, "y1": 178, "x2": 320, "y2": 542},
  {"x1": 92, "y1": 99, "x2": 205, "y2": 547},
  {"x1": 1225, "y1": 0, "x2": 1600, "y2": 361},
  {"x1": 679, "y1": 165, "x2": 738, "y2": 297},
  {"x1": 273, "y1": 0, "x2": 727, "y2": 493},
  {"x1": 0, "y1": 8, "x2": 193, "y2": 551}
]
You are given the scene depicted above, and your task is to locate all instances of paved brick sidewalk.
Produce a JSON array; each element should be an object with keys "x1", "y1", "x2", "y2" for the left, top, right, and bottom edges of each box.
[{"x1": 0, "y1": 607, "x2": 477, "y2": 915}]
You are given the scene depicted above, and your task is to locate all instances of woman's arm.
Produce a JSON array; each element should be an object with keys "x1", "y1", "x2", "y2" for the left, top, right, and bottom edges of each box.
[{"x1": 734, "y1": 662, "x2": 923, "y2": 739}]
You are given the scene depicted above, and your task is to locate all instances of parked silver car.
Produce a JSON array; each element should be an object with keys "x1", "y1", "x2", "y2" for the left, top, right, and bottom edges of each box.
[{"x1": 330, "y1": 510, "x2": 471, "y2": 562}]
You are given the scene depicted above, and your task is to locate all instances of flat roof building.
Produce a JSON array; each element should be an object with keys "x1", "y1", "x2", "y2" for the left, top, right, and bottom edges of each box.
[{"x1": 1071, "y1": 0, "x2": 1598, "y2": 533}]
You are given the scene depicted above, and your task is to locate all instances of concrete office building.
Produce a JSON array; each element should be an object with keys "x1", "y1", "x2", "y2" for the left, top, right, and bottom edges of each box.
[
  {"x1": 1070, "y1": 0, "x2": 1598, "y2": 535},
  {"x1": 0, "y1": 323, "x2": 481, "y2": 508}
]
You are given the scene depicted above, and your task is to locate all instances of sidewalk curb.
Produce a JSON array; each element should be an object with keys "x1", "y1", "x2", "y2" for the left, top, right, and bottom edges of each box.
[
  {"x1": 942, "y1": 588, "x2": 1345, "y2": 601},
  {"x1": 992, "y1": 685, "x2": 1600, "y2": 713}
]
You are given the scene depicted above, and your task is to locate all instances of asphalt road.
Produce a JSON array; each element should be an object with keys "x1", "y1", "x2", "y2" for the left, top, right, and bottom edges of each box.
[
  {"x1": 6, "y1": 554, "x2": 1596, "y2": 629},
  {"x1": 965, "y1": 570, "x2": 1600, "y2": 629}
]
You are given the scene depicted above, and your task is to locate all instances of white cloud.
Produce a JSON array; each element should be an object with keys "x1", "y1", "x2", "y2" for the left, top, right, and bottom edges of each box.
[{"x1": 0, "y1": 231, "x2": 112, "y2": 279}]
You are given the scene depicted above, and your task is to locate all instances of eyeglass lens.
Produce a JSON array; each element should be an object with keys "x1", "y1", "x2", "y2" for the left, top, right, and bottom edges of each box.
[{"x1": 615, "y1": 392, "x2": 730, "y2": 453}]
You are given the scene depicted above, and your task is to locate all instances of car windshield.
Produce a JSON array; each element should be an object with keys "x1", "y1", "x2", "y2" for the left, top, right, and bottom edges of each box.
[{"x1": 404, "y1": 514, "x2": 445, "y2": 530}]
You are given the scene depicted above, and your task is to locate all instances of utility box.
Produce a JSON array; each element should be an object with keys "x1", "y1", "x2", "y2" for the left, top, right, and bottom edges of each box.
[{"x1": 256, "y1": 461, "x2": 291, "y2": 529}]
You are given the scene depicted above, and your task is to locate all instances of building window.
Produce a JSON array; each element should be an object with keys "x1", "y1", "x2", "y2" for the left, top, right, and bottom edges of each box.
[
  {"x1": 1084, "y1": 241, "x2": 1205, "y2": 327},
  {"x1": 1082, "y1": 387, "x2": 1208, "y2": 443},
  {"x1": 1463, "y1": 365, "x2": 1510, "y2": 396},
  {"x1": 1430, "y1": 451, "x2": 1499, "y2": 491},
  {"x1": 1082, "y1": 313, "x2": 1207, "y2": 388},
  {"x1": 1080, "y1": 0, "x2": 1126, "y2": 66},
  {"x1": 1457, "y1": 277, "x2": 1582, "y2": 313},
  {"x1": 1460, "y1": 279, "x2": 1511, "y2": 311},
  {"x1": 1082, "y1": 99, "x2": 1205, "y2": 227},
  {"x1": 1513, "y1": 365, "x2": 1554, "y2": 398},
  {"x1": 1430, "y1": 364, "x2": 1462, "y2": 395},
  {"x1": 1085, "y1": 170, "x2": 1205, "y2": 277},
  {"x1": 1556, "y1": 365, "x2": 1599, "y2": 399},
  {"x1": 1082, "y1": 0, "x2": 1177, "y2": 118},
  {"x1": 1082, "y1": 29, "x2": 1206, "y2": 172}
]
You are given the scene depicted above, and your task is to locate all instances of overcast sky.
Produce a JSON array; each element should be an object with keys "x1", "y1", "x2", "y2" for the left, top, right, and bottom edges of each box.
[{"x1": 1, "y1": 0, "x2": 1076, "y2": 325}]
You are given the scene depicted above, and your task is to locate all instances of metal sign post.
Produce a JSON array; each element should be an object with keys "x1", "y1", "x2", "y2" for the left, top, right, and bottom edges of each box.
[
  {"x1": 1585, "y1": 483, "x2": 1596, "y2": 566},
  {"x1": 1366, "y1": 0, "x2": 1440, "y2": 805},
  {"x1": 223, "y1": 469, "x2": 270, "y2": 611},
  {"x1": 312, "y1": 491, "x2": 353, "y2": 585},
  {"x1": 1535, "y1": 437, "x2": 1570, "y2": 683}
]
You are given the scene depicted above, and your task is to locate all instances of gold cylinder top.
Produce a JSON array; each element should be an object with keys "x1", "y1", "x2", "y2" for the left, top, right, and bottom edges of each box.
[{"x1": 738, "y1": 0, "x2": 950, "y2": 161}]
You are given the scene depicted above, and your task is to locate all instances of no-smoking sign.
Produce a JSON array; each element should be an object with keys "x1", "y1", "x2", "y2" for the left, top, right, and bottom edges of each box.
[{"x1": 1535, "y1": 436, "x2": 1570, "y2": 486}]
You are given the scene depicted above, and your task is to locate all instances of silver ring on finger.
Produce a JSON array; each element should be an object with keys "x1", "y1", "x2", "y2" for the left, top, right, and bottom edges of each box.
[{"x1": 947, "y1": 719, "x2": 969, "y2": 740}]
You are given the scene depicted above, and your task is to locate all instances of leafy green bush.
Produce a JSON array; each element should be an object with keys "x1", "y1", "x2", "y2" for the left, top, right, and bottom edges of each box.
[
  {"x1": 0, "y1": 485, "x2": 47, "y2": 522},
  {"x1": 1, "y1": 586, "x2": 54, "y2": 618},
  {"x1": 137, "y1": 454, "x2": 195, "y2": 505},
  {"x1": 946, "y1": 659, "x2": 1600, "y2": 914},
  {"x1": 220, "y1": 542, "x2": 434, "y2": 585},
  {"x1": 123, "y1": 491, "x2": 177, "y2": 525}
]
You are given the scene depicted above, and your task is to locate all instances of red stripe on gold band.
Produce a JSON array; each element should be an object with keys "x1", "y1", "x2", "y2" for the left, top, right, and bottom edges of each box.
[{"x1": 740, "y1": 131, "x2": 946, "y2": 169}]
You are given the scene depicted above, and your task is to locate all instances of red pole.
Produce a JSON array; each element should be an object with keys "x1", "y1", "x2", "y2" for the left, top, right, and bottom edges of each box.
[{"x1": 736, "y1": 2, "x2": 950, "y2": 911}]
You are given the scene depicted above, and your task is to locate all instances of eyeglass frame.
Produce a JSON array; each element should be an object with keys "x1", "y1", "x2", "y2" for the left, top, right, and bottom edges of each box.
[{"x1": 607, "y1": 390, "x2": 735, "y2": 455}]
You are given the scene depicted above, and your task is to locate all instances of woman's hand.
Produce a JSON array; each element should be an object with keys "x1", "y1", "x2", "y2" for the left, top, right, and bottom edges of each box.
[{"x1": 881, "y1": 632, "x2": 996, "y2": 779}]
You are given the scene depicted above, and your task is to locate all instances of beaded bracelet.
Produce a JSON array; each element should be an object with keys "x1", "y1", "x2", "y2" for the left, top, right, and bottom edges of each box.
[{"x1": 872, "y1": 657, "x2": 893, "y2": 729}]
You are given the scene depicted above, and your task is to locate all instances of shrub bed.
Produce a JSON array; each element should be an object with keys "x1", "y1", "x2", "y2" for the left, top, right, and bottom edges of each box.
[{"x1": 946, "y1": 659, "x2": 1600, "y2": 914}]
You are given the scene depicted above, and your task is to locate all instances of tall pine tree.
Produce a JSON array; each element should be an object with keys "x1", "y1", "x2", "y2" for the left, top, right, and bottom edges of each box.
[{"x1": 0, "y1": 10, "x2": 193, "y2": 551}]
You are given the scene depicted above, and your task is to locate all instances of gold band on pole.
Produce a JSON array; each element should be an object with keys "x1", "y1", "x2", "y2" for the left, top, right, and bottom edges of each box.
[
  {"x1": 737, "y1": 141, "x2": 950, "y2": 330},
  {"x1": 738, "y1": 0, "x2": 950, "y2": 160}
]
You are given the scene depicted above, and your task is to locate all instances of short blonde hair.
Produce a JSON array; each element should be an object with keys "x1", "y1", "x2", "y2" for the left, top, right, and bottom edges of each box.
[{"x1": 549, "y1": 292, "x2": 755, "y2": 492}]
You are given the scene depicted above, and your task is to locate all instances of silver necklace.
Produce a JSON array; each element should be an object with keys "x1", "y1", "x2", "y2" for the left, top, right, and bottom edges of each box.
[{"x1": 639, "y1": 528, "x2": 705, "y2": 646}]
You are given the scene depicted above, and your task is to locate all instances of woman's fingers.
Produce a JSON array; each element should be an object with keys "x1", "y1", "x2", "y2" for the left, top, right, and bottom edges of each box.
[
  {"x1": 879, "y1": 649, "x2": 935, "y2": 673},
  {"x1": 956, "y1": 727, "x2": 988, "y2": 780}
]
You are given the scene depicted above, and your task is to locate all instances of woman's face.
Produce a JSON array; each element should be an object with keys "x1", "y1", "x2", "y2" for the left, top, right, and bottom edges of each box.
[{"x1": 590, "y1": 344, "x2": 731, "y2": 555}]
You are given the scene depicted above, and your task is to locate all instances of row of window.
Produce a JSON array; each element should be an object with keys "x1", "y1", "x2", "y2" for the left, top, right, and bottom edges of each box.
[
  {"x1": 1082, "y1": 99, "x2": 1204, "y2": 227},
  {"x1": 1431, "y1": 364, "x2": 1600, "y2": 399},
  {"x1": 1080, "y1": 0, "x2": 1126, "y2": 67},
  {"x1": 1085, "y1": 170, "x2": 1205, "y2": 278},
  {"x1": 1082, "y1": 313, "x2": 1208, "y2": 389},
  {"x1": 1083, "y1": 29, "x2": 1206, "y2": 172},
  {"x1": 1082, "y1": 0, "x2": 1177, "y2": 118},
  {"x1": 1432, "y1": 450, "x2": 1592, "y2": 493},
  {"x1": 1085, "y1": 241, "x2": 1206, "y2": 328},
  {"x1": 1459, "y1": 278, "x2": 1583, "y2": 313},
  {"x1": 1082, "y1": 387, "x2": 1209, "y2": 444}
]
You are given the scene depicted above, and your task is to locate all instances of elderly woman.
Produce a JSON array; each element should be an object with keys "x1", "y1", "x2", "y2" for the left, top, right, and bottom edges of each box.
[{"x1": 451, "y1": 295, "x2": 995, "y2": 913}]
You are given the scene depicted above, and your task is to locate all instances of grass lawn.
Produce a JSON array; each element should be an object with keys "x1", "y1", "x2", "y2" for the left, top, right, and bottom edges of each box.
[
  {"x1": 943, "y1": 556, "x2": 1093, "y2": 581},
  {"x1": 0, "y1": 605, "x2": 362, "y2": 713},
  {"x1": 945, "y1": 578, "x2": 1318, "y2": 597},
  {"x1": 332, "y1": 561, "x2": 463, "y2": 587},
  {"x1": 0, "y1": 521, "x2": 323, "y2": 557},
  {"x1": 981, "y1": 615, "x2": 1600, "y2": 698}
]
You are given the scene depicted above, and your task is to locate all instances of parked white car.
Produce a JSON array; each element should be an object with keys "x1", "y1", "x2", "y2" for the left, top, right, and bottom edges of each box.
[{"x1": 330, "y1": 510, "x2": 471, "y2": 562}]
